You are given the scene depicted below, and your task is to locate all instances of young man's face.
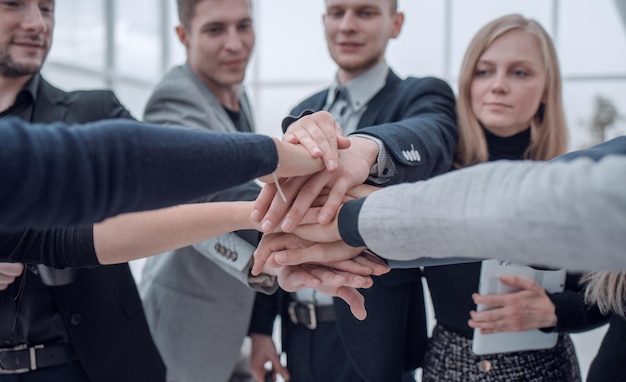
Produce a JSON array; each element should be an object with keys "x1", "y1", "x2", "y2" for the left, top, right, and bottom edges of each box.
[
  {"x1": 178, "y1": 0, "x2": 254, "y2": 91},
  {"x1": 0, "y1": 0, "x2": 54, "y2": 78},
  {"x1": 323, "y1": 0, "x2": 402, "y2": 77}
]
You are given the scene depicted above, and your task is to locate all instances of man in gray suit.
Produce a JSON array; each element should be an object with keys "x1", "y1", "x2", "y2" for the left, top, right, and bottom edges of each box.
[{"x1": 139, "y1": 0, "x2": 263, "y2": 381}]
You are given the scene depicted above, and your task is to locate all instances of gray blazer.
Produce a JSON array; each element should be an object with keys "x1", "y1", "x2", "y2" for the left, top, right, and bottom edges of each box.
[{"x1": 139, "y1": 63, "x2": 260, "y2": 382}]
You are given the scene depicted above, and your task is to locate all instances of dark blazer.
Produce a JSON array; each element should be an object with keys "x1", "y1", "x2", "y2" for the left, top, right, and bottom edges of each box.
[
  {"x1": 0, "y1": 78, "x2": 166, "y2": 382},
  {"x1": 251, "y1": 70, "x2": 457, "y2": 382}
]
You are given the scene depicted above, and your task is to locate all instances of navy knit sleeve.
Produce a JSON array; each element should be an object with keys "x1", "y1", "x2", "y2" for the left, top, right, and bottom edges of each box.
[
  {"x1": 0, "y1": 118, "x2": 278, "y2": 232},
  {"x1": 0, "y1": 227, "x2": 99, "y2": 268}
]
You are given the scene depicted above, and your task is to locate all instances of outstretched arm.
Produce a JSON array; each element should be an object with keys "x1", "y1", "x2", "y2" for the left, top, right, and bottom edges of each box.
[
  {"x1": 342, "y1": 156, "x2": 626, "y2": 271},
  {"x1": 0, "y1": 118, "x2": 323, "y2": 232},
  {"x1": 93, "y1": 202, "x2": 258, "y2": 264}
]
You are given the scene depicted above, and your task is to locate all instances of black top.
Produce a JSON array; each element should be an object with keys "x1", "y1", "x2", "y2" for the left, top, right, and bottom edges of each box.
[
  {"x1": 483, "y1": 126, "x2": 529, "y2": 161},
  {"x1": 587, "y1": 315, "x2": 626, "y2": 382},
  {"x1": 224, "y1": 105, "x2": 253, "y2": 133}
]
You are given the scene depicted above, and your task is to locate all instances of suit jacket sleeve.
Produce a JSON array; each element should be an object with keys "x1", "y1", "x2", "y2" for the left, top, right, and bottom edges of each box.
[
  {"x1": 287, "y1": 77, "x2": 457, "y2": 184},
  {"x1": 354, "y1": 77, "x2": 457, "y2": 184}
]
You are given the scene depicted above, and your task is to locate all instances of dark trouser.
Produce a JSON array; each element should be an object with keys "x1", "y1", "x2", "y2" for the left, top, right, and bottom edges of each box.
[
  {"x1": 284, "y1": 319, "x2": 415, "y2": 382},
  {"x1": 0, "y1": 362, "x2": 89, "y2": 382}
]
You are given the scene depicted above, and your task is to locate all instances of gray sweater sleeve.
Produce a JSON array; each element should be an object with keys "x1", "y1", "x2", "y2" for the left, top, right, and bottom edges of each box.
[{"x1": 354, "y1": 156, "x2": 626, "y2": 271}]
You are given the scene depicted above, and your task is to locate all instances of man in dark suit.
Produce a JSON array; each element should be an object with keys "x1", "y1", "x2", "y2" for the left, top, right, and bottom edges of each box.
[
  {"x1": 249, "y1": 0, "x2": 457, "y2": 381},
  {"x1": 0, "y1": 1, "x2": 165, "y2": 381}
]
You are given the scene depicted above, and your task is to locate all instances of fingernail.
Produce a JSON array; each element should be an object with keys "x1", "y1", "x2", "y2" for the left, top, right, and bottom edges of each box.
[
  {"x1": 276, "y1": 252, "x2": 287, "y2": 263},
  {"x1": 319, "y1": 212, "x2": 330, "y2": 224},
  {"x1": 261, "y1": 220, "x2": 273, "y2": 232},
  {"x1": 327, "y1": 159, "x2": 337, "y2": 169},
  {"x1": 281, "y1": 218, "x2": 294, "y2": 232},
  {"x1": 251, "y1": 209, "x2": 260, "y2": 221}
]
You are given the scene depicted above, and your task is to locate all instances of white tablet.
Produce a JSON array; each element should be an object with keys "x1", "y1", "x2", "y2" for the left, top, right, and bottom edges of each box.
[{"x1": 472, "y1": 259, "x2": 566, "y2": 355}]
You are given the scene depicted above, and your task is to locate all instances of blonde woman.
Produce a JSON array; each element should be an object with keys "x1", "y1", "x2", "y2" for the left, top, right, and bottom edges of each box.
[{"x1": 421, "y1": 14, "x2": 606, "y2": 381}]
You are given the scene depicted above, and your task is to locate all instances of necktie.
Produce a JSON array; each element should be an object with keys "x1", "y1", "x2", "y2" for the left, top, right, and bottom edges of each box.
[{"x1": 330, "y1": 88, "x2": 351, "y2": 135}]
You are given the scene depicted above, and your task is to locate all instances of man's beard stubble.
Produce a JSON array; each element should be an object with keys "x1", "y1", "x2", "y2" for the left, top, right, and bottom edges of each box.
[{"x1": 0, "y1": 49, "x2": 43, "y2": 78}]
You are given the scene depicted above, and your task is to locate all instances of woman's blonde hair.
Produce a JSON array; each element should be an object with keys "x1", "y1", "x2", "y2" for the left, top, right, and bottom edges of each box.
[
  {"x1": 454, "y1": 14, "x2": 568, "y2": 168},
  {"x1": 581, "y1": 272, "x2": 626, "y2": 318}
]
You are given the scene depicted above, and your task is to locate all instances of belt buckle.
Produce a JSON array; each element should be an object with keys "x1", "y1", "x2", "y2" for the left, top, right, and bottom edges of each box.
[
  {"x1": 288, "y1": 301, "x2": 317, "y2": 330},
  {"x1": 0, "y1": 344, "x2": 41, "y2": 374}
]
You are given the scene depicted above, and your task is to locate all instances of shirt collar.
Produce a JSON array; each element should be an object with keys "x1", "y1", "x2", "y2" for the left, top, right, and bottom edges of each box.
[{"x1": 326, "y1": 61, "x2": 389, "y2": 112}]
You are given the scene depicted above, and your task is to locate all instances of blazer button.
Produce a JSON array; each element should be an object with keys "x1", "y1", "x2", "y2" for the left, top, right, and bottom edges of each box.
[
  {"x1": 70, "y1": 314, "x2": 82, "y2": 326},
  {"x1": 231, "y1": 251, "x2": 238, "y2": 262},
  {"x1": 478, "y1": 359, "x2": 492, "y2": 372},
  {"x1": 214, "y1": 243, "x2": 226, "y2": 256}
]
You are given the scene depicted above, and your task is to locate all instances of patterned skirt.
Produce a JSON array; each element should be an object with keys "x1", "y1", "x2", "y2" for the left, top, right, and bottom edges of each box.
[{"x1": 421, "y1": 325, "x2": 581, "y2": 382}]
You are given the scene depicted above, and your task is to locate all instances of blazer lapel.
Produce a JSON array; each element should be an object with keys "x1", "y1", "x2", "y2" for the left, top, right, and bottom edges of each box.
[
  {"x1": 312, "y1": 91, "x2": 328, "y2": 111},
  {"x1": 357, "y1": 70, "x2": 402, "y2": 130},
  {"x1": 32, "y1": 79, "x2": 68, "y2": 123}
]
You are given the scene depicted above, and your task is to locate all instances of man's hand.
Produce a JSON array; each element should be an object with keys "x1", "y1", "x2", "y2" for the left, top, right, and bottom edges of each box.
[
  {"x1": 0, "y1": 263, "x2": 24, "y2": 291},
  {"x1": 276, "y1": 264, "x2": 369, "y2": 320},
  {"x1": 345, "y1": 183, "x2": 380, "y2": 199},
  {"x1": 249, "y1": 334, "x2": 290, "y2": 382},
  {"x1": 282, "y1": 111, "x2": 351, "y2": 171},
  {"x1": 253, "y1": 233, "x2": 388, "y2": 276},
  {"x1": 254, "y1": 233, "x2": 389, "y2": 320},
  {"x1": 468, "y1": 275, "x2": 558, "y2": 334},
  {"x1": 252, "y1": 137, "x2": 377, "y2": 233},
  {"x1": 291, "y1": 209, "x2": 341, "y2": 243}
]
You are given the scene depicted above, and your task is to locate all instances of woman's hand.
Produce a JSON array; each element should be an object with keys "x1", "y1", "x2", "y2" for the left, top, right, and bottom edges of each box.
[{"x1": 468, "y1": 274, "x2": 558, "y2": 334}]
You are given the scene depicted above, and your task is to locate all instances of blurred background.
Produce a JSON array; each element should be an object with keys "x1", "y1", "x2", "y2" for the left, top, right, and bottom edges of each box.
[
  {"x1": 44, "y1": 0, "x2": 626, "y2": 146},
  {"x1": 42, "y1": 1, "x2": 626, "y2": 380}
]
